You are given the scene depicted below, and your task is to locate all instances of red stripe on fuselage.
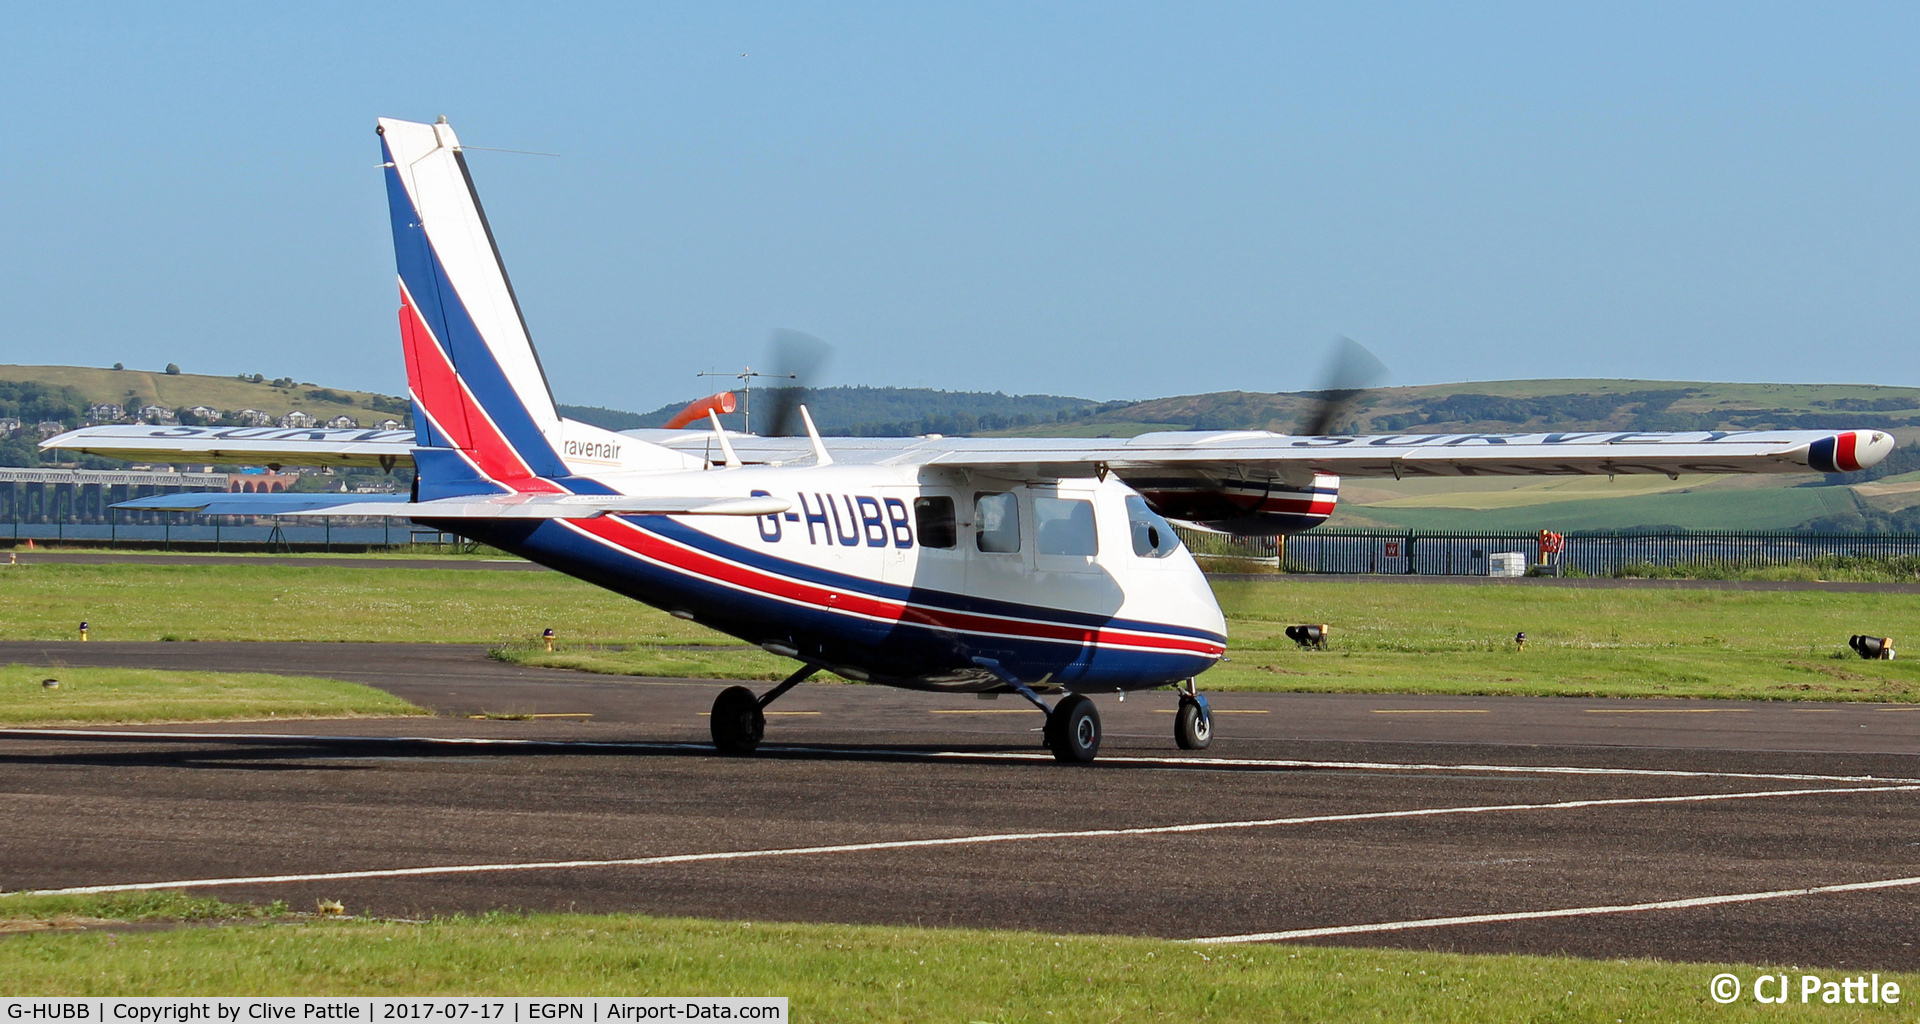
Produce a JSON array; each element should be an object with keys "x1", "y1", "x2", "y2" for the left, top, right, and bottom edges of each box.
[{"x1": 564, "y1": 516, "x2": 1223, "y2": 657}]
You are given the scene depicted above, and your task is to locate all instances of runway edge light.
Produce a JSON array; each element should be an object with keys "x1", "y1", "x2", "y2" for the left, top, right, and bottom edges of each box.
[
  {"x1": 1285, "y1": 624, "x2": 1329, "y2": 650},
  {"x1": 1851, "y1": 635, "x2": 1896, "y2": 660}
]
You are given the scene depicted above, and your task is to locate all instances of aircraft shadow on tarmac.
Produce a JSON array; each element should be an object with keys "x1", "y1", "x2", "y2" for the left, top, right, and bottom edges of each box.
[{"x1": 0, "y1": 731, "x2": 1321, "y2": 773}]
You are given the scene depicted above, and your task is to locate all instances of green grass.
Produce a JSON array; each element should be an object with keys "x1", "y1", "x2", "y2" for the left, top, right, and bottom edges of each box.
[
  {"x1": 1203, "y1": 579, "x2": 1920, "y2": 700},
  {"x1": 490, "y1": 641, "x2": 806, "y2": 682},
  {"x1": 11, "y1": 563, "x2": 1920, "y2": 703},
  {"x1": 0, "y1": 896, "x2": 1906, "y2": 1021},
  {"x1": 1340, "y1": 483, "x2": 1859, "y2": 532},
  {"x1": 0, "y1": 563, "x2": 711, "y2": 644},
  {"x1": 1612, "y1": 555, "x2": 1920, "y2": 583},
  {"x1": 0, "y1": 665, "x2": 423, "y2": 724},
  {"x1": 0, "y1": 892, "x2": 282, "y2": 926}
]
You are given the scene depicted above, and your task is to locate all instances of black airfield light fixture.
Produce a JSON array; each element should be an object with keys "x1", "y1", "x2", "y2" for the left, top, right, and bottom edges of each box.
[
  {"x1": 1850, "y1": 635, "x2": 1896, "y2": 660},
  {"x1": 1285, "y1": 625, "x2": 1329, "y2": 650}
]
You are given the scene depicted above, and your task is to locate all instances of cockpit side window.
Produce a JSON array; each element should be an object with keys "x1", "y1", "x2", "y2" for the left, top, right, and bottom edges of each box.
[
  {"x1": 974, "y1": 492, "x2": 1021, "y2": 553},
  {"x1": 1126, "y1": 494, "x2": 1181, "y2": 558},
  {"x1": 1035, "y1": 496, "x2": 1098, "y2": 555},
  {"x1": 914, "y1": 496, "x2": 957, "y2": 549}
]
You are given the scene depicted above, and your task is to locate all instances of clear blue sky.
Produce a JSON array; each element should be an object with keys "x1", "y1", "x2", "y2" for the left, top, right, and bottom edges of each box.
[{"x1": 4, "y1": 3, "x2": 1917, "y2": 411}]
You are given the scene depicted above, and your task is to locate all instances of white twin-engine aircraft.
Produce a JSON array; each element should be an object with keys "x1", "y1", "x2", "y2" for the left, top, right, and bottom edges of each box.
[{"x1": 46, "y1": 117, "x2": 1895, "y2": 763}]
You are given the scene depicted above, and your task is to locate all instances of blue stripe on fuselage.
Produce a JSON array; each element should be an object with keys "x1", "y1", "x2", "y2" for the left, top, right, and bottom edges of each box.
[
  {"x1": 435, "y1": 516, "x2": 1217, "y2": 689},
  {"x1": 634, "y1": 514, "x2": 1224, "y2": 643}
]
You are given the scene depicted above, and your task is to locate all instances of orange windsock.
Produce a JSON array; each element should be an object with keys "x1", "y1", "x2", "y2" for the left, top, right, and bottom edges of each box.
[{"x1": 664, "y1": 391, "x2": 740, "y2": 429}]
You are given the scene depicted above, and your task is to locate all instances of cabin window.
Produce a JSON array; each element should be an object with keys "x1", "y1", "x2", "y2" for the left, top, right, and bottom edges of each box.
[
  {"x1": 1126, "y1": 495, "x2": 1181, "y2": 558},
  {"x1": 1035, "y1": 497, "x2": 1098, "y2": 556},
  {"x1": 914, "y1": 496, "x2": 957, "y2": 549},
  {"x1": 974, "y1": 492, "x2": 1021, "y2": 553}
]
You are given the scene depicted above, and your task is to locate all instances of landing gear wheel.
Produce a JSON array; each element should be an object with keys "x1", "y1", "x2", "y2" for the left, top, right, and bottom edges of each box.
[
  {"x1": 1044, "y1": 693, "x2": 1101, "y2": 764},
  {"x1": 710, "y1": 685, "x2": 765, "y2": 755},
  {"x1": 1175, "y1": 695, "x2": 1212, "y2": 750}
]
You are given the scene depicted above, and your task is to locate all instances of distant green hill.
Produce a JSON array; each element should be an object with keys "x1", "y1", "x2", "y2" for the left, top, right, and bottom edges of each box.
[
  {"x1": 993, "y1": 378, "x2": 1920, "y2": 438},
  {"x1": 8, "y1": 363, "x2": 1916, "y2": 533},
  {"x1": 0, "y1": 364, "x2": 410, "y2": 427},
  {"x1": 628, "y1": 386, "x2": 1109, "y2": 436},
  {"x1": 0, "y1": 364, "x2": 413, "y2": 469}
]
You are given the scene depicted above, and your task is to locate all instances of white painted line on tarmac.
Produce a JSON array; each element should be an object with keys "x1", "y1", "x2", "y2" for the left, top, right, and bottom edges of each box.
[
  {"x1": 1191, "y1": 873, "x2": 1920, "y2": 945},
  {"x1": 6, "y1": 727, "x2": 1920, "y2": 786},
  {"x1": 1584, "y1": 708, "x2": 1753, "y2": 714},
  {"x1": 7, "y1": 783, "x2": 1913, "y2": 899}
]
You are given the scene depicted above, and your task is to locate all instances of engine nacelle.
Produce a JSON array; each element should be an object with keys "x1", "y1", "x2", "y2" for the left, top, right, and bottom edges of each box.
[{"x1": 1124, "y1": 473, "x2": 1339, "y2": 536}]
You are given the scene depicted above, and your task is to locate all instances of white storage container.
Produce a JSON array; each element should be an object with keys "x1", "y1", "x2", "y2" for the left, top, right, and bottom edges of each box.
[{"x1": 1488, "y1": 552, "x2": 1528, "y2": 577}]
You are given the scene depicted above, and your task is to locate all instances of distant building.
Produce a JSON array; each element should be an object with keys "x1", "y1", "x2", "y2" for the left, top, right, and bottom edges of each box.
[
  {"x1": 84, "y1": 403, "x2": 124, "y2": 423},
  {"x1": 231, "y1": 408, "x2": 273, "y2": 427},
  {"x1": 277, "y1": 411, "x2": 316, "y2": 428},
  {"x1": 0, "y1": 418, "x2": 22, "y2": 435},
  {"x1": 325, "y1": 414, "x2": 360, "y2": 429},
  {"x1": 186, "y1": 406, "x2": 222, "y2": 422},
  {"x1": 375, "y1": 418, "x2": 404, "y2": 430},
  {"x1": 139, "y1": 405, "x2": 178, "y2": 425},
  {"x1": 33, "y1": 421, "x2": 66, "y2": 439},
  {"x1": 226, "y1": 471, "x2": 298, "y2": 493}
]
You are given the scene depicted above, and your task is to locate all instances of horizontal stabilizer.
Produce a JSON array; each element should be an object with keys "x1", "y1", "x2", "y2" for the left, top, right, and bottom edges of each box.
[
  {"x1": 42, "y1": 426, "x2": 416, "y2": 470},
  {"x1": 113, "y1": 491, "x2": 790, "y2": 520}
]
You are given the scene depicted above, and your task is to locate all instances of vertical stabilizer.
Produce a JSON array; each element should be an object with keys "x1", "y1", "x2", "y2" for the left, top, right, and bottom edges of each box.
[{"x1": 379, "y1": 117, "x2": 566, "y2": 483}]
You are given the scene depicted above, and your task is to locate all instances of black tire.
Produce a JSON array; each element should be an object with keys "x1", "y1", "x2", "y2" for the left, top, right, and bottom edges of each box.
[
  {"x1": 1175, "y1": 696, "x2": 1212, "y2": 750},
  {"x1": 1045, "y1": 693, "x2": 1101, "y2": 764},
  {"x1": 710, "y1": 685, "x2": 765, "y2": 755}
]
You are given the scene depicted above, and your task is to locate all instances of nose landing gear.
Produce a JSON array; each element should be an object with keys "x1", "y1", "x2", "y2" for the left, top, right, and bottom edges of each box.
[{"x1": 1174, "y1": 678, "x2": 1211, "y2": 750}]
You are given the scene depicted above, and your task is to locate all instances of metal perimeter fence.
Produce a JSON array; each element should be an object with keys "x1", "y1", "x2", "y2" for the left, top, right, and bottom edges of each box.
[
  {"x1": 1174, "y1": 527, "x2": 1920, "y2": 576},
  {"x1": 1, "y1": 513, "x2": 462, "y2": 553}
]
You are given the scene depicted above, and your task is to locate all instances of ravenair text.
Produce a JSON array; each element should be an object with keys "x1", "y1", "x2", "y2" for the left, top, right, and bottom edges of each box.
[
  {"x1": 751, "y1": 491, "x2": 913, "y2": 548},
  {"x1": 563, "y1": 439, "x2": 621, "y2": 461}
]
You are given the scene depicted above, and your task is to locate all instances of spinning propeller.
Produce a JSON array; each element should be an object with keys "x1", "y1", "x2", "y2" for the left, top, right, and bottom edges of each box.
[
  {"x1": 760, "y1": 329, "x2": 833, "y2": 437},
  {"x1": 1298, "y1": 336, "x2": 1388, "y2": 436}
]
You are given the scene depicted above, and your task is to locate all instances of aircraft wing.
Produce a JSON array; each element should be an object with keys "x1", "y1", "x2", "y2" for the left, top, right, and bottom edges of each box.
[
  {"x1": 112, "y1": 492, "x2": 791, "y2": 519},
  {"x1": 907, "y1": 428, "x2": 1895, "y2": 480},
  {"x1": 40, "y1": 426, "x2": 417, "y2": 469}
]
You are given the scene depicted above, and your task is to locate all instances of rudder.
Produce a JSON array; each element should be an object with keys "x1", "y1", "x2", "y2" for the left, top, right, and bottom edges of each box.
[{"x1": 379, "y1": 117, "x2": 567, "y2": 483}]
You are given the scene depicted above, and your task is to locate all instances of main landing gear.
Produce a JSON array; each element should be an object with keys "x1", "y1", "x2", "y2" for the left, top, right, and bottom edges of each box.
[
  {"x1": 710, "y1": 664, "x2": 819, "y2": 755},
  {"x1": 1043, "y1": 693, "x2": 1102, "y2": 764},
  {"x1": 972, "y1": 657, "x2": 1102, "y2": 764},
  {"x1": 1174, "y1": 678, "x2": 1212, "y2": 750}
]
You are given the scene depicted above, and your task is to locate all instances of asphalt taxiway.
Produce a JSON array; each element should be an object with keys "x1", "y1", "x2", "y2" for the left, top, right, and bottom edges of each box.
[{"x1": 4, "y1": 640, "x2": 1920, "y2": 967}]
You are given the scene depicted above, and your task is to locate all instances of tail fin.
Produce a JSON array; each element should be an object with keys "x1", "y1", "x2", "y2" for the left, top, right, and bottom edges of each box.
[{"x1": 379, "y1": 117, "x2": 566, "y2": 483}]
